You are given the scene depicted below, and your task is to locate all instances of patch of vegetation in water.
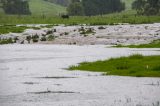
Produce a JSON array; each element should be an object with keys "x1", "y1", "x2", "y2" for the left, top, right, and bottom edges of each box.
[
  {"x1": 113, "y1": 40, "x2": 160, "y2": 48},
  {"x1": 0, "y1": 38, "x2": 14, "y2": 44},
  {"x1": 68, "y1": 54, "x2": 160, "y2": 77},
  {"x1": 47, "y1": 35, "x2": 55, "y2": 41},
  {"x1": 79, "y1": 27, "x2": 95, "y2": 36},
  {"x1": 0, "y1": 25, "x2": 27, "y2": 34},
  {"x1": 0, "y1": 25, "x2": 41, "y2": 34},
  {"x1": 40, "y1": 24, "x2": 54, "y2": 28}
]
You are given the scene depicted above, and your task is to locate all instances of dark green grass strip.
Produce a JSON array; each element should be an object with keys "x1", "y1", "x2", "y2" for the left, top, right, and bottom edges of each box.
[
  {"x1": 0, "y1": 15, "x2": 160, "y2": 24},
  {"x1": 68, "y1": 54, "x2": 160, "y2": 77},
  {"x1": 114, "y1": 40, "x2": 160, "y2": 48}
]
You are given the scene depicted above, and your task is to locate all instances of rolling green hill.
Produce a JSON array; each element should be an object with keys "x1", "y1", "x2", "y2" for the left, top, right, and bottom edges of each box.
[
  {"x1": 0, "y1": 0, "x2": 66, "y2": 16},
  {"x1": 29, "y1": 0, "x2": 66, "y2": 16},
  {"x1": 0, "y1": 0, "x2": 136, "y2": 17}
]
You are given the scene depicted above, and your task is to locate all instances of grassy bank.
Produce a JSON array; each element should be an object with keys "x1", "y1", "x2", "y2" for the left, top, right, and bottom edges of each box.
[
  {"x1": 114, "y1": 40, "x2": 160, "y2": 48},
  {"x1": 69, "y1": 55, "x2": 160, "y2": 77},
  {"x1": 0, "y1": 14, "x2": 160, "y2": 25}
]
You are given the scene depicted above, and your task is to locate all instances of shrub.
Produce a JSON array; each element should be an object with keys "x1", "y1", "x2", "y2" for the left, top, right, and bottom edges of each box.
[
  {"x1": 46, "y1": 30, "x2": 53, "y2": 35},
  {"x1": 26, "y1": 36, "x2": 32, "y2": 43},
  {"x1": 98, "y1": 26, "x2": 106, "y2": 29},
  {"x1": 32, "y1": 34, "x2": 39, "y2": 42},
  {"x1": 47, "y1": 35, "x2": 55, "y2": 41},
  {"x1": 40, "y1": 36, "x2": 47, "y2": 41},
  {"x1": 64, "y1": 32, "x2": 69, "y2": 35},
  {"x1": 80, "y1": 28, "x2": 95, "y2": 35}
]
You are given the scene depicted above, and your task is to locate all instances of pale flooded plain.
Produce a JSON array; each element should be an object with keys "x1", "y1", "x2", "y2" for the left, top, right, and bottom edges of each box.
[{"x1": 0, "y1": 44, "x2": 160, "y2": 106}]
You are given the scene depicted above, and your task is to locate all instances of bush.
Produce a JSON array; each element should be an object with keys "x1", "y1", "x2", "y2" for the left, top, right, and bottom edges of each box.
[
  {"x1": 32, "y1": 34, "x2": 39, "y2": 42},
  {"x1": 64, "y1": 32, "x2": 69, "y2": 35},
  {"x1": 46, "y1": 30, "x2": 53, "y2": 35},
  {"x1": 26, "y1": 36, "x2": 32, "y2": 43},
  {"x1": 98, "y1": 26, "x2": 106, "y2": 29},
  {"x1": 80, "y1": 28, "x2": 95, "y2": 35},
  {"x1": 47, "y1": 35, "x2": 55, "y2": 41},
  {"x1": 40, "y1": 36, "x2": 47, "y2": 41}
]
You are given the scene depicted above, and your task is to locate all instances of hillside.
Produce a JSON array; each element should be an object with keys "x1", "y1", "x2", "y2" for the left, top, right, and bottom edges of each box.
[
  {"x1": 0, "y1": 0, "x2": 66, "y2": 16},
  {"x1": 29, "y1": 0, "x2": 66, "y2": 16},
  {"x1": 0, "y1": 0, "x2": 135, "y2": 16}
]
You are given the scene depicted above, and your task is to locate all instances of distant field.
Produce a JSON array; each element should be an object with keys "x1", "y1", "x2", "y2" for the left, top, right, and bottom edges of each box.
[
  {"x1": 0, "y1": 0, "x2": 159, "y2": 25},
  {"x1": 0, "y1": 15, "x2": 160, "y2": 25}
]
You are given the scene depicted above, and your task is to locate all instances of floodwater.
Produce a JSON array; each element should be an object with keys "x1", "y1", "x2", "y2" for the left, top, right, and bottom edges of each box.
[{"x1": 0, "y1": 44, "x2": 160, "y2": 106}]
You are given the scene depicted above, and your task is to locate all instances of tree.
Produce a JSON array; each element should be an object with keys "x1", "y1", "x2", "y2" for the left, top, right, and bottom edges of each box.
[
  {"x1": 132, "y1": 0, "x2": 160, "y2": 15},
  {"x1": 67, "y1": 0, "x2": 84, "y2": 16},
  {"x1": 81, "y1": 0, "x2": 125, "y2": 16},
  {"x1": 1, "y1": 0, "x2": 31, "y2": 15}
]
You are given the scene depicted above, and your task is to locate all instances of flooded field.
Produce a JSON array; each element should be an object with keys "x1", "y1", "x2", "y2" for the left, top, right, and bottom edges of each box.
[
  {"x1": 0, "y1": 44, "x2": 160, "y2": 106},
  {"x1": 1, "y1": 23, "x2": 160, "y2": 45}
]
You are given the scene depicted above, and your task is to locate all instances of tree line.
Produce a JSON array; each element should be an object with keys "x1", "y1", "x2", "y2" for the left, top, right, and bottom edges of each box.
[
  {"x1": 132, "y1": 0, "x2": 160, "y2": 15},
  {"x1": 0, "y1": 0, "x2": 31, "y2": 15},
  {"x1": 67, "y1": 0, "x2": 125, "y2": 16},
  {"x1": 0, "y1": 0, "x2": 159, "y2": 16}
]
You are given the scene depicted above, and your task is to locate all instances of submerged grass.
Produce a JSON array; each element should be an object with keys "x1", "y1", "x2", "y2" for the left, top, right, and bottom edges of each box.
[
  {"x1": 0, "y1": 38, "x2": 14, "y2": 44},
  {"x1": 0, "y1": 25, "x2": 27, "y2": 34},
  {"x1": 0, "y1": 25, "x2": 42, "y2": 34},
  {"x1": 114, "y1": 40, "x2": 160, "y2": 48},
  {"x1": 68, "y1": 54, "x2": 160, "y2": 77}
]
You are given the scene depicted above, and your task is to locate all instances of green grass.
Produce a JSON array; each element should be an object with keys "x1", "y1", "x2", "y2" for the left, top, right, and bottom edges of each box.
[
  {"x1": 0, "y1": 25, "x2": 28, "y2": 34},
  {"x1": 0, "y1": 0, "x2": 159, "y2": 25},
  {"x1": 68, "y1": 54, "x2": 160, "y2": 77},
  {"x1": 0, "y1": 0, "x2": 160, "y2": 25},
  {"x1": 0, "y1": 14, "x2": 159, "y2": 25},
  {"x1": 114, "y1": 40, "x2": 160, "y2": 48},
  {"x1": 0, "y1": 38, "x2": 14, "y2": 44},
  {"x1": 29, "y1": 0, "x2": 66, "y2": 16},
  {"x1": 0, "y1": 25, "x2": 42, "y2": 34}
]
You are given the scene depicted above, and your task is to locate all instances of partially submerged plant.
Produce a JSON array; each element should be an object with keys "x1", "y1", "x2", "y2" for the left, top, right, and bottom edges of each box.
[
  {"x1": 0, "y1": 38, "x2": 14, "y2": 44},
  {"x1": 40, "y1": 36, "x2": 47, "y2": 41},
  {"x1": 79, "y1": 27, "x2": 95, "y2": 36},
  {"x1": 26, "y1": 36, "x2": 32, "y2": 43},
  {"x1": 47, "y1": 35, "x2": 55, "y2": 41},
  {"x1": 32, "y1": 34, "x2": 39, "y2": 42},
  {"x1": 46, "y1": 30, "x2": 53, "y2": 35},
  {"x1": 98, "y1": 26, "x2": 106, "y2": 29},
  {"x1": 64, "y1": 32, "x2": 69, "y2": 35}
]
